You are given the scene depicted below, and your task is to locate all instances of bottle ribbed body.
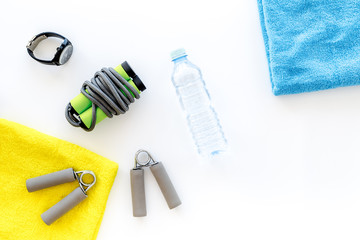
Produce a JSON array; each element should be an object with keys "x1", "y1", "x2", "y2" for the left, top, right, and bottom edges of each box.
[{"x1": 171, "y1": 51, "x2": 227, "y2": 157}]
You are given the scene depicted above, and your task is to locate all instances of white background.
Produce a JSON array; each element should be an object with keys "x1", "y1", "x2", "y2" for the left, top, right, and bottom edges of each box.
[{"x1": 2, "y1": 0, "x2": 360, "y2": 239}]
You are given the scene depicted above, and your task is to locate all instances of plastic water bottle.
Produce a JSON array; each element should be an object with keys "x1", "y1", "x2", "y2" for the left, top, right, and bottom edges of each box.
[{"x1": 170, "y1": 48, "x2": 227, "y2": 157}]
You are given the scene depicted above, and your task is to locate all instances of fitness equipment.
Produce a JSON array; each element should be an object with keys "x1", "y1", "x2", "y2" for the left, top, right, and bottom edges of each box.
[
  {"x1": 26, "y1": 168, "x2": 96, "y2": 225},
  {"x1": 65, "y1": 61, "x2": 146, "y2": 131},
  {"x1": 130, "y1": 150, "x2": 181, "y2": 217}
]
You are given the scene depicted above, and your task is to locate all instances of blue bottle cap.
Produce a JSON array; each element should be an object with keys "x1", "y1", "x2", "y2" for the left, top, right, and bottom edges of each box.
[{"x1": 170, "y1": 48, "x2": 187, "y2": 61}]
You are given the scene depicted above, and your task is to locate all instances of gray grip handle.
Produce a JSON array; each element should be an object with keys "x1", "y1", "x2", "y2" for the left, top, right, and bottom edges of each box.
[
  {"x1": 130, "y1": 169, "x2": 146, "y2": 217},
  {"x1": 41, "y1": 187, "x2": 87, "y2": 225},
  {"x1": 26, "y1": 168, "x2": 76, "y2": 192},
  {"x1": 150, "y1": 162, "x2": 181, "y2": 209}
]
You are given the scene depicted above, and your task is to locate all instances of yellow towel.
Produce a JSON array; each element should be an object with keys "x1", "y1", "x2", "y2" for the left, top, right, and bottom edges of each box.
[{"x1": 0, "y1": 119, "x2": 118, "y2": 240}]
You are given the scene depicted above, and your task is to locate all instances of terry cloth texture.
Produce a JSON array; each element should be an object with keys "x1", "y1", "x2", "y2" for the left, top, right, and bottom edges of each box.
[
  {"x1": 0, "y1": 119, "x2": 118, "y2": 240},
  {"x1": 257, "y1": 0, "x2": 360, "y2": 95}
]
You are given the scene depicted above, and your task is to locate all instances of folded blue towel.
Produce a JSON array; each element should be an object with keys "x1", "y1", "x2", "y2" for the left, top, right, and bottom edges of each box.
[{"x1": 257, "y1": 0, "x2": 360, "y2": 95}]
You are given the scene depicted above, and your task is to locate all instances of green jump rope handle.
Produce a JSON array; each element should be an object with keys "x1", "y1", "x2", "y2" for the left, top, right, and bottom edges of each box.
[{"x1": 67, "y1": 61, "x2": 146, "y2": 130}]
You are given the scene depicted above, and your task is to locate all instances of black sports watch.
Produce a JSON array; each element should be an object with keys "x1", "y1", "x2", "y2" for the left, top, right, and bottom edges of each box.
[{"x1": 26, "y1": 32, "x2": 73, "y2": 66}]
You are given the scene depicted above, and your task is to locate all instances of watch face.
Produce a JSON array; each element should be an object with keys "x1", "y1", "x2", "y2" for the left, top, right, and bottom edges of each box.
[{"x1": 59, "y1": 45, "x2": 73, "y2": 65}]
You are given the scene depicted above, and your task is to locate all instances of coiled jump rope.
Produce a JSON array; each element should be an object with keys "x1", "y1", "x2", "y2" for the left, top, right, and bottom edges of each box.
[{"x1": 65, "y1": 61, "x2": 146, "y2": 131}]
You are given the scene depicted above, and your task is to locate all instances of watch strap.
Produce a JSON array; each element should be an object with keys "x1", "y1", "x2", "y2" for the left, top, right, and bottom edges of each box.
[{"x1": 26, "y1": 32, "x2": 68, "y2": 65}]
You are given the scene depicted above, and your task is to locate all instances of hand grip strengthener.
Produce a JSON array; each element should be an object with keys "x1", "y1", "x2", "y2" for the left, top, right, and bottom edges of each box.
[
  {"x1": 130, "y1": 150, "x2": 181, "y2": 217},
  {"x1": 26, "y1": 168, "x2": 96, "y2": 225}
]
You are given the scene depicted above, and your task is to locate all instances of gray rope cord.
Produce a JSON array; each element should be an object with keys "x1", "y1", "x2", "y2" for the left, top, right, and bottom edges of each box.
[{"x1": 66, "y1": 67, "x2": 140, "y2": 131}]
